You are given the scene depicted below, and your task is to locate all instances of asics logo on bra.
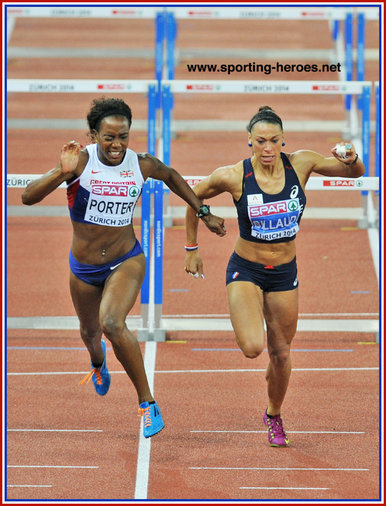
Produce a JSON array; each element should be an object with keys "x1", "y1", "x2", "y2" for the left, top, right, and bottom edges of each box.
[{"x1": 290, "y1": 185, "x2": 299, "y2": 199}]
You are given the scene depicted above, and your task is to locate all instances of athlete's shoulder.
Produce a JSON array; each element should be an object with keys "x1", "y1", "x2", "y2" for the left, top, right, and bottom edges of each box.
[
  {"x1": 289, "y1": 149, "x2": 321, "y2": 164},
  {"x1": 286, "y1": 150, "x2": 316, "y2": 186},
  {"x1": 214, "y1": 160, "x2": 243, "y2": 177},
  {"x1": 208, "y1": 160, "x2": 243, "y2": 192},
  {"x1": 137, "y1": 152, "x2": 156, "y2": 167}
]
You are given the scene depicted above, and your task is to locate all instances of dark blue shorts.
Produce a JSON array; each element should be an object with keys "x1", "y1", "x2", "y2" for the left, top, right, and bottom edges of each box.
[
  {"x1": 69, "y1": 239, "x2": 143, "y2": 287},
  {"x1": 226, "y1": 251, "x2": 298, "y2": 292}
]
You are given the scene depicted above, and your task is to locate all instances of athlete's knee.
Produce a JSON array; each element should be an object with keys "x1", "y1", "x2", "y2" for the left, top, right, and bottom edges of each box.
[
  {"x1": 237, "y1": 338, "x2": 264, "y2": 359},
  {"x1": 268, "y1": 346, "x2": 291, "y2": 368},
  {"x1": 79, "y1": 324, "x2": 101, "y2": 343},
  {"x1": 100, "y1": 314, "x2": 125, "y2": 341}
]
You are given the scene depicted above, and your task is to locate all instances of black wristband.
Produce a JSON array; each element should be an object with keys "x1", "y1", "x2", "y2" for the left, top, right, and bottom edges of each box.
[
  {"x1": 196, "y1": 204, "x2": 211, "y2": 218},
  {"x1": 345, "y1": 153, "x2": 359, "y2": 166}
]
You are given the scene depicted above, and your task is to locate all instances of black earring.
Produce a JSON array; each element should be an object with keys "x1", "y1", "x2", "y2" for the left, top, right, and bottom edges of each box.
[
  {"x1": 248, "y1": 142, "x2": 252, "y2": 147},
  {"x1": 282, "y1": 142, "x2": 286, "y2": 146}
]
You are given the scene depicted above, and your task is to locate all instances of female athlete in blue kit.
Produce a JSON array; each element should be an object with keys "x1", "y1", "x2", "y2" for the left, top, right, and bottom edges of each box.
[
  {"x1": 184, "y1": 106, "x2": 365, "y2": 447},
  {"x1": 22, "y1": 97, "x2": 225, "y2": 439}
]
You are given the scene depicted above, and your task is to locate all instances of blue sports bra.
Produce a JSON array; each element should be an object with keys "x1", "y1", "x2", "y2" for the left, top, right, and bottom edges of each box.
[{"x1": 234, "y1": 153, "x2": 306, "y2": 243}]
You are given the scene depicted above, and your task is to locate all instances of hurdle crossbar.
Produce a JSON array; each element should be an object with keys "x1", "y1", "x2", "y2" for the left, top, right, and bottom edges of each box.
[
  {"x1": 7, "y1": 79, "x2": 156, "y2": 93},
  {"x1": 6, "y1": 6, "x2": 160, "y2": 18},
  {"x1": 10, "y1": 5, "x2": 376, "y2": 21},
  {"x1": 162, "y1": 80, "x2": 371, "y2": 94},
  {"x1": 6, "y1": 175, "x2": 379, "y2": 192},
  {"x1": 167, "y1": 6, "x2": 349, "y2": 20}
]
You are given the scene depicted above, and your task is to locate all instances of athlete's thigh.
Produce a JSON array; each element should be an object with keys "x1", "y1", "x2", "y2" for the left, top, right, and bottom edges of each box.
[
  {"x1": 100, "y1": 253, "x2": 146, "y2": 320},
  {"x1": 69, "y1": 271, "x2": 103, "y2": 331},
  {"x1": 263, "y1": 288, "x2": 299, "y2": 350},
  {"x1": 227, "y1": 280, "x2": 265, "y2": 349}
]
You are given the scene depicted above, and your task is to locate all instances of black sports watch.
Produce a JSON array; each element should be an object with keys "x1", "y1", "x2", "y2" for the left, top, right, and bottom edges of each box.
[{"x1": 196, "y1": 204, "x2": 211, "y2": 218}]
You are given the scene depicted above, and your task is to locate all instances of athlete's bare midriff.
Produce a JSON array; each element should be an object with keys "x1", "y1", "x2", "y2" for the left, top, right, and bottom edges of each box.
[
  {"x1": 70, "y1": 221, "x2": 138, "y2": 264},
  {"x1": 234, "y1": 236, "x2": 296, "y2": 266}
]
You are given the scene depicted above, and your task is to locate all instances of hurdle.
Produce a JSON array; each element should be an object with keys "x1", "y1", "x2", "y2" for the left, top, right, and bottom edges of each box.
[
  {"x1": 6, "y1": 78, "x2": 161, "y2": 340},
  {"x1": 164, "y1": 5, "x2": 348, "y2": 70},
  {"x1": 162, "y1": 7, "x2": 379, "y2": 115},
  {"x1": 6, "y1": 5, "x2": 170, "y2": 112},
  {"x1": 151, "y1": 79, "x2": 379, "y2": 342}
]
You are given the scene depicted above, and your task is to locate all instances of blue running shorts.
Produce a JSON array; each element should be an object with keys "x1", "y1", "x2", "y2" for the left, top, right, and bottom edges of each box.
[
  {"x1": 69, "y1": 239, "x2": 143, "y2": 287},
  {"x1": 226, "y1": 251, "x2": 298, "y2": 292}
]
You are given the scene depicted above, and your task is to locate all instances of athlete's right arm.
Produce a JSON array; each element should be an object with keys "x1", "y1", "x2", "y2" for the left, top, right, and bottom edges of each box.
[
  {"x1": 22, "y1": 141, "x2": 86, "y2": 205},
  {"x1": 185, "y1": 166, "x2": 234, "y2": 279}
]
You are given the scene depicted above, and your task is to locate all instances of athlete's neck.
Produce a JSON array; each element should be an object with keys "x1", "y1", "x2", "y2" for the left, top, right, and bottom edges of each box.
[{"x1": 251, "y1": 154, "x2": 282, "y2": 177}]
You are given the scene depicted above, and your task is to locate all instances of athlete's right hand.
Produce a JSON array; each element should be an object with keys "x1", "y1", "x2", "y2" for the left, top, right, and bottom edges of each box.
[
  {"x1": 60, "y1": 140, "x2": 82, "y2": 174},
  {"x1": 184, "y1": 251, "x2": 204, "y2": 279}
]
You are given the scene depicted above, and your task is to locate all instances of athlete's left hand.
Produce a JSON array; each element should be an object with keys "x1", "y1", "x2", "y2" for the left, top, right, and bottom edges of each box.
[{"x1": 331, "y1": 141, "x2": 357, "y2": 164}]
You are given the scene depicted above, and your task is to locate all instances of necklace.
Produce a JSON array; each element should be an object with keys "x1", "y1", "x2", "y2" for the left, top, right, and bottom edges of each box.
[{"x1": 102, "y1": 249, "x2": 106, "y2": 256}]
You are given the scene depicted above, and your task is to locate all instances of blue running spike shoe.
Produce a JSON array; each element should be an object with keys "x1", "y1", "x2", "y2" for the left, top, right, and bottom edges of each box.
[
  {"x1": 138, "y1": 401, "x2": 164, "y2": 438},
  {"x1": 79, "y1": 339, "x2": 111, "y2": 396},
  {"x1": 263, "y1": 409, "x2": 289, "y2": 447}
]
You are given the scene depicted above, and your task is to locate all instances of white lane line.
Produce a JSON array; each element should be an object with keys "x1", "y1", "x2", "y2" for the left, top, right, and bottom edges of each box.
[
  {"x1": 7, "y1": 429, "x2": 103, "y2": 432},
  {"x1": 241, "y1": 487, "x2": 329, "y2": 490},
  {"x1": 7, "y1": 465, "x2": 98, "y2": 469},
  {"x1": 7, "y1": 367, "x2": 379, "y2": 377},
  {"x1": 7, "y1": 485, "x2": 53, "y2": 488},
  {"x1": 134, "y1": 341, "x2": 157, "y2": 500},
  {"x1": 190, "y1": 430, "x2": 365, "y2": 434},
  {"x1": 189, "y1": 467, "x2": 369, "y2": 472},
  {"x1": 7, "y1": 371, "x2": 123, "y2": 376},
  {"x1": 155, "y1": 367, "x2": 379, "y2": 374}
]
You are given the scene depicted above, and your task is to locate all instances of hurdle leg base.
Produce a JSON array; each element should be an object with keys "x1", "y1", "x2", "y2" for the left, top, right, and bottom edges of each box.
[
  {"x1": 153, "y1": 329, "x2": 166, "y2": 342},
  {"x1": 137, "y1": 329, "x2": 166, "y2": 342},
  {"x1": 137, "y1": 328, "x2": 151, "y2": 342},
  {"x1": 357, "y1": 217, "x2": 370, "y2": 229}
]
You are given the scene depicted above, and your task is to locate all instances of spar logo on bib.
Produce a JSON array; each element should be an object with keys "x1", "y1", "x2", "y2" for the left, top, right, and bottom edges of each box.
[
  {"x1": 249, "y1": 200, "x2": 298, "y2": 218},
  {"x1": 288, "y1": 200, "x2": 299, "y2": 212},
  {"x1": 129, "y1": 186, "x2": 140, "y2": 197},
  {"x1": 90, "y1": 180, "x2": 139, "y2": 197}
]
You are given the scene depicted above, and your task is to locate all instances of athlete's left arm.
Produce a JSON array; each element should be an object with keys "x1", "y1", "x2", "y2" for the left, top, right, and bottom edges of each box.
[
  {"x1": 138, "y1": 153, "x2": 225, "y2": 236},
  {"x1": 291, "y1": 144, "x2": 365, "y2": 181}
]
